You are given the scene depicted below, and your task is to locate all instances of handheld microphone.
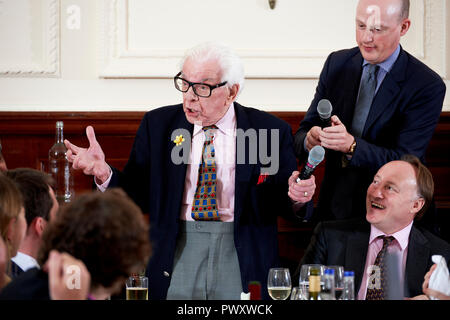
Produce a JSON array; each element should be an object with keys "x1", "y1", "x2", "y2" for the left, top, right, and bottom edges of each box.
[
  {"x1": 297, "y1": 146, "x2": 325, "y2": 182},
  {"x1": 317, "y1": 99, "x2": 333, "y2": 128}
]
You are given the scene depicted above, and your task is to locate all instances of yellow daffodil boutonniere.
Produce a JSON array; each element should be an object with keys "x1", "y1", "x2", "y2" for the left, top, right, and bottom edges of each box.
[{"x1": 173, "y1": 135, "x2": 185, "y2": 146}]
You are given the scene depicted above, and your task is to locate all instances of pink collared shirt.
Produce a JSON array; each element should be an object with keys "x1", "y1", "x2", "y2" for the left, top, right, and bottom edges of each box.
[
  {"x1": 357, "y1": 222, "x2": 413, "y2": 300},
  {"x1": 180, "y1": 103, "x2": 236, "y2": 222}
]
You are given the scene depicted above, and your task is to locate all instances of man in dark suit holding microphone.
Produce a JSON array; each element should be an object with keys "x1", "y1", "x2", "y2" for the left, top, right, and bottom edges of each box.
[
  {"x1": 64, "y1": 42, "x2": 316, "y2": 300},
  {"x1": 294, "y1": 0, "x2": 446, "y2": 224}
]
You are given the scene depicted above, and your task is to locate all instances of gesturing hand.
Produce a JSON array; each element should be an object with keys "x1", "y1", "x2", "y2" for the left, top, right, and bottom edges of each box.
[{"x1": 64, "y1": 126, "x2": 111, "y2": 185}]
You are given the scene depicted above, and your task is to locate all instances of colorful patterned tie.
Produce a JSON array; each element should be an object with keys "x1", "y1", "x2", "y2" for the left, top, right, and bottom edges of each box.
[
  {"x1": 366, "y1": 236, "x2": 395, "y2": 300},
  {"x1": 191, "y1": 125, "x2": 220, "y2": 221}
]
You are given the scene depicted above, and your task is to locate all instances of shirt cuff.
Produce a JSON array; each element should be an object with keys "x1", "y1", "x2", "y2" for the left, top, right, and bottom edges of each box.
[
  {"x1": 95, "y1": 166, "x2": 112, "y2": 192},
  {"x1": 303, "y1": 137, "x2": 309, "y2": 153}
]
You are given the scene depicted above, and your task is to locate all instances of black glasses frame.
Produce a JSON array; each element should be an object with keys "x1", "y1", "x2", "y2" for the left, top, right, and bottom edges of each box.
[{"x1": 174, "y1": 72, "x2": 228, "y2": 98}]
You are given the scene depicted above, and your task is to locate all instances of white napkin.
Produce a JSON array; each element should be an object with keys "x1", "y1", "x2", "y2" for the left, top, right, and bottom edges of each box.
[
  {"x1": 428, "y1": 255, "x2": 450, "y2": 300},
  {"x1": 240, "y1": 292, "x2": 250, "y2": 300}
]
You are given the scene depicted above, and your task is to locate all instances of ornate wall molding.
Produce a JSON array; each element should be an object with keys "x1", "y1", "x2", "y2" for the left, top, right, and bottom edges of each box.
[
  {"x1": 99, "y1": 0, "x2": 444, "y2": 79},
  {"x1": 0, "y1": 0, "x2": 60, "y2": 77}
]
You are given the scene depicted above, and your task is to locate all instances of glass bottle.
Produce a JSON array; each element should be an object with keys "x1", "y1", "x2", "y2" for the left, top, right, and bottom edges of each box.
[
  {"x1": 321, "y1": 268, "x2": 336, "y2": 300},
  {"x1": 48, "y1": 121, "x2": 73, "y2": 203},
  {"x1": 340, "y1": 271, "x2": 355, "y2": 300},
  {"x1": 308, "y1": 266, "x2": 321, "y2": 300}
]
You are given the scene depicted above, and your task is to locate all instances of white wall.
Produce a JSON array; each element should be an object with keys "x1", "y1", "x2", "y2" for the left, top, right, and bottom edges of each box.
[{"x1": 0, "y1": 0, "x2": 448, "y2": 112}]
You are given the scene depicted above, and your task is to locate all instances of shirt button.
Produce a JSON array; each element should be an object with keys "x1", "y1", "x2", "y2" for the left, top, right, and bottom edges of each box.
[{"x1": 163, "y1": 271, "x2": 170, "y2": 277}]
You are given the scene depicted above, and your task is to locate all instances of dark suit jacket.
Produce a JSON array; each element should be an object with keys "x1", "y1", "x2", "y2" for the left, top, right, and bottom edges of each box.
[
  {"x1": 294, "y1": 46, "x2": 446, "y2": 222},
  {"x1": 9, "y1": 260, "x2": 24, "y2": 279},
  {"x1": 297, "y1": 219, "x2": 450, "y2": 298},
  {"x1": 0, "y1": 268, "x2": 50, "y2": 300},
  {"x1": 108, "y1": 102, "x2": 300, "y2": 300}
]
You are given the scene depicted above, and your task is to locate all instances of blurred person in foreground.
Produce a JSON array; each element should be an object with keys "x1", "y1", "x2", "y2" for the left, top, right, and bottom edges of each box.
[
  {"x1": 1, "y1": 234, "x2": 90, "y2": 300},
  {"x1": 296, "y1": 155, "x2": 450, "y2": 299},
  {"x1": 0, "y1": 188, "x2": 151, "y2": 300},
  {"x1": 0, "y1": 173, "x2": 26, "y2": 285},
  {"x1": 63, "y1": 41, "x2": 315, "y2": 300},
  {"x1": 0, "y1": 139, "x2": 7, "y2": 172},
  {"x1": 6, "y1": 168, "x2": 59, "y2": 278}
]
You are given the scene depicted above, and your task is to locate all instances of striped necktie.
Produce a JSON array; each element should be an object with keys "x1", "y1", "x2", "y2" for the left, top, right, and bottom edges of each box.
[
  {"x1": 366, "y1": 235, "x2": 395, "y2": 300},
  {"x1": 191, "y1": 125, "x2": 220, "y2": 221}
]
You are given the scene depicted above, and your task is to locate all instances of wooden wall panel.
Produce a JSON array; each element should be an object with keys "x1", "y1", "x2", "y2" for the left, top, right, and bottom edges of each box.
[
  {"x1": 1, "y1": 111, "x2": 449, "y2": 205},
  {"x1": 1, "y1": 111, "x2": 449, "y2": 269}
]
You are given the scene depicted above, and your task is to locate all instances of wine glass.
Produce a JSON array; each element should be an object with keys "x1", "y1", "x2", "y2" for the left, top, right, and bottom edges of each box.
[
  {"x1": 290, "y1": 286, "x2": 302, "y2": 300},
  {"x1": 298, "y1": 264, "x2": 325, "y2": 300},
  {"x1": 267, "y1": 268, "x2": 292, "y2": 300},
  {"x1": 326, "y1": 265, "x2": 344, "y2": 300}
]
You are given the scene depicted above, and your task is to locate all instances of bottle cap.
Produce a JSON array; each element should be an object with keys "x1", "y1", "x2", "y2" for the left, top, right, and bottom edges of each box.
[
  {"x1": 325, "y1": 269, "x2": 335, "y2": 275},
  {"x1": 344, "y1": 271, "x2": 354, "y2": 277}
]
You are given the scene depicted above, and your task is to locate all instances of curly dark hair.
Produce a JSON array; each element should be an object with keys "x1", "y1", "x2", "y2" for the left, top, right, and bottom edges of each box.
[
  {"x1": 6, "y1": 168, "x2": 55, "y2": 226},
  {"x1": 38, "y1": 188, "x2": 151, "y2": 290}
]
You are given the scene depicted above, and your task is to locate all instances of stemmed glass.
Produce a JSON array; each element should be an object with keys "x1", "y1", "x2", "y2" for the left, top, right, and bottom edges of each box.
[
  {"x1": 326, "y1": 265, "x2": 344, "y2": 300},
  {"x1": 299, "y1": 264, "x2": 325, "y2": 300},
  {"x1": 267, "y1": 268, "x2": 292, "y2": 300}
]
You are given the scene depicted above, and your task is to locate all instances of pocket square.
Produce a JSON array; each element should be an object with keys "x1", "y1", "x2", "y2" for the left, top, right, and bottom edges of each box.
[{"x1": 257, "y1": 173, "x2": 269, "y2": 185}]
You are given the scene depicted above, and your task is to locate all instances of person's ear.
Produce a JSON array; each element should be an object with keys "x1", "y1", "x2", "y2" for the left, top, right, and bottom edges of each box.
[
  {"x1": 34, "y1": 217, "x2": 47, "y2": 237},
  {"x1": 226, "y1": 84, "x2": 239, "y2": 104},
  {"x1": 6, "y1": 218, "x2": 16, "y2": 242},
  {"x1": 411, "y1": 197, "x2": 425, "y2": 216},
  {"x1": 400, "y1": 19, "x2": 411, "y2": 36}
]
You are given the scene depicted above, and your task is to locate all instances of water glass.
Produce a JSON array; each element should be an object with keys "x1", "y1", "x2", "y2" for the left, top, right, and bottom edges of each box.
[
  {"x1": 326, "y1": 265, "x2": 344, "y2": 299},
  {"x1": 126, "y1": 275, "x2": 148, "y2": 300},
  {"x1": 290, "y1": 286, "x2": 303, "y2": 300}
]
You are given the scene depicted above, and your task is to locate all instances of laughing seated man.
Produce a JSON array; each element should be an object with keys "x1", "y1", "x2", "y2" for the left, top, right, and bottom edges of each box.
[{"x1": 295, "y1": 154, "x2": 450, "y2": 299}]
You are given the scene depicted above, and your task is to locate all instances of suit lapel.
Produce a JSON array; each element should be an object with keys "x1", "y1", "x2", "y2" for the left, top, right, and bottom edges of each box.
[
  {"x1": 340, "y1": 54, "x2": 364, "y2": 127},
  {"x1": 167, "y1": 108, "x2": 193, "y2": 206},
  {"x1": 345, "y1": 222, "x2": 370, "y2": 291},
  {"x1": 363, "y1": 48, "x2": 407, "y2": 135},
  {"x1": 404, "y1": 226, "x2": 430, "y2": 297},
  {"x1": 234, "y1": 103, "x2": 256, "y2": 224}
]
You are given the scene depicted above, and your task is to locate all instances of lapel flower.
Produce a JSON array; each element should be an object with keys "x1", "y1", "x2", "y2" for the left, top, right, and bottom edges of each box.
[{"x1": 173, "y1": 135, "x2": 185, "y2": 146}]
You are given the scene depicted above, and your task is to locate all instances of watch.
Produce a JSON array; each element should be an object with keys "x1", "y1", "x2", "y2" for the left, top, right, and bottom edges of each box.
[{"x1": 347, "y1": 139, "x2": 357, "y2": 155}]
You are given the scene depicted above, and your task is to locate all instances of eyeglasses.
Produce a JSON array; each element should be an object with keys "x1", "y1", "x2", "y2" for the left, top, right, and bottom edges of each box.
[{"x1": 174, "y1": 72, "x2": 228, "y2": 98}]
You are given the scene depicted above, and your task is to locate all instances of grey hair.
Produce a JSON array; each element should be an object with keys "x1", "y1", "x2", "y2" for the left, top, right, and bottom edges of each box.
[{"x1": 179, "y1": 41, "x2": 245, "y2": 97}]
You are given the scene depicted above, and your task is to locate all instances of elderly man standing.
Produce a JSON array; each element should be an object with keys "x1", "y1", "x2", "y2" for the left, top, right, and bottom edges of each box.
[
  {"x1": 64, "y1": 42, "x2": 316, "y2": 300},
  {"x1": 294, "y1": 0, "x2": 446, "y2": 225},
  {"x1": 297, "y1": 155, "x2": 450, "y2": 299}
]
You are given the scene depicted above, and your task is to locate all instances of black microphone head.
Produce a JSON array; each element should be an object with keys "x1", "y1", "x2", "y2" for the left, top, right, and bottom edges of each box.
[
  {"x1": 317, "y1": 99, "x2": 333, "y2": 120},
  {"x1": 308, "y1": 146, "x2": 325, "y2": 167}
]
